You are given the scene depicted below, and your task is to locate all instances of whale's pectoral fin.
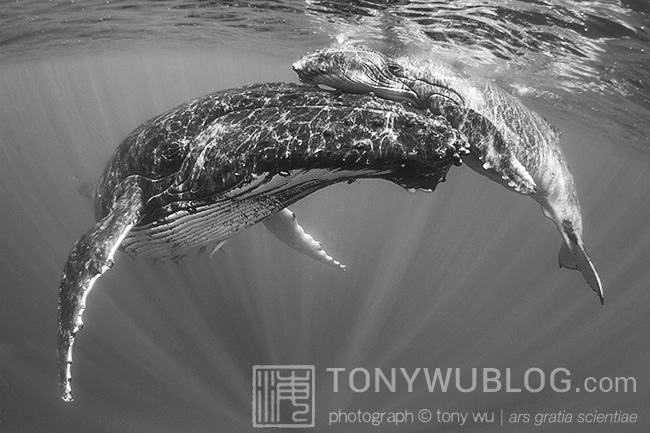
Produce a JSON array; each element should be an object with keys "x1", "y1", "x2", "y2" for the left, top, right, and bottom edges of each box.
[
  {"x1": 558, "y1": 223, "x2": 603, "y2": 304},
  {"x1": 58, "y1": 183, "x2": 144, "y2": 402},
  {"x1": 462, "y1": 150, "x2": 536, "y2": 195},
  {"x1": 434, "y1": 100, "x2": 536, "y2": 195},
  {"x1": 465, "y1": 112, "x2": 537, "y2": 195},
  {"x1": 263, "y1": 208, "x2": 346, "y2": 271},
  {"x1": 481, "y1": 147, "x2": 537, "y2": 195}
]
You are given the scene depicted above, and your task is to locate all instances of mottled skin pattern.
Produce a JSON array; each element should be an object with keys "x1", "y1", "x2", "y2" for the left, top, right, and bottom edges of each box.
[
  {"x1": 293, "y1": 47, "x2": 603, "y2": 302},
  {"x1": 96, "y1": 83, "x2": 466, "y2": 223},
  {"x1": 292, "y1": 46, "x2": 538, "y2": 194},
  {"x1": 58, "y1": 82, "x2": 468, "y2": 401}
]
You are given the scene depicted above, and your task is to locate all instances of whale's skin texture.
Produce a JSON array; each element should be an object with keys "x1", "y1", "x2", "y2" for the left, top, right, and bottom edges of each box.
[
  {"x1": 58, "y1": 82, "x2": 469, "y2": 401},
  {"x1": 293, "y1": 47, "x2": 603, "y2": 302},
  {"x1": 94, "y1": 83, "x2": 467, "y2": 258},
  {"x1": 293, "y1": 46, "x2": 542, "y2": 194}
]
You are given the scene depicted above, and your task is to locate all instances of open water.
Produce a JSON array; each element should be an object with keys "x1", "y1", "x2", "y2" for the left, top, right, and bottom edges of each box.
[{"x1": 0, "y1": 1, "x2": 648, "y2": 432}]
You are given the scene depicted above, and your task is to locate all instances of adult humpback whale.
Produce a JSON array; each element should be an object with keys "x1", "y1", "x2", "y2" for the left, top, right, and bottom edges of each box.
[
  {"x1": 293, "y1": 46, "x2": 603, "y2": 302},
  {"x1": 57, "y1": 82, "x2": 468, "y2": 401}
]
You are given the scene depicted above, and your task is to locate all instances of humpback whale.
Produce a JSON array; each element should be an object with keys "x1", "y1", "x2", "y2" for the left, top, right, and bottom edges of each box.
[
  {"x1": 293, "y1": 46, "x2": 603, "y2": 302},
  {"x1": 57, "y1": 82, "x2": 468, "y2": 401}
]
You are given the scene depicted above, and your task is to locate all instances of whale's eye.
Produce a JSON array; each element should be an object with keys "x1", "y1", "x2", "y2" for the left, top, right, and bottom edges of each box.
[
  {"x1": 160, "y1": 142, "x2": 186, "y2": 162},
  {"x1": 387, "y1": 63, "x2": 404, "y2": 76},
  {"x1": 158, "y1": 141, "x2": 188, "y2": 175}
]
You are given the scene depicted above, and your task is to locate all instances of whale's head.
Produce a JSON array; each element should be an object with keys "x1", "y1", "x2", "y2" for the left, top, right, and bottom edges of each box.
[
  {"x1": 293, "y1": 46, "x2": 465, "y2": 109},
  {"x1": 293, "y1": 46, "x2": 422, "y2": 107},
  {"x1": 94, "y1": 82, "x2": 469, "y2": 227}
]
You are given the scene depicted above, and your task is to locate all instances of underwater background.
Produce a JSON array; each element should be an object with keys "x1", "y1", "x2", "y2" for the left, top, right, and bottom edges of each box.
[{"x1": 0, "y1": 1, "x2": 648, "y2": 432}]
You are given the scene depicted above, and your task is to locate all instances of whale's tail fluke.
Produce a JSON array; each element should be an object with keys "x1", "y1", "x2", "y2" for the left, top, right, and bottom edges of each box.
[{"x1": 558, "y1": 234, "x2": 603, "y2": 304}]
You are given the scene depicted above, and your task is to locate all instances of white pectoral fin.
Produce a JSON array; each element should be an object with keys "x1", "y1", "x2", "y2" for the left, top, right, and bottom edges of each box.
[
  {"x1": 263, "y1": 208, "x2": 346, "y2": 271},
  {"x1": 473, "y1": 145, "x2": 537, "y2": 195},
  {"x1": 57, "y1": 183, "x2": 144, "y2": 402},
  {"x1": 559, "y1": 239, "x2": 604, "y2": 304},
  {"x1": 496, "y1": 154, "x2": 537, "y2": 195},
  {"x1": 455, "y1": 108, "x2": 537, "y2": 195},
  {"x1": 463, "y1": 149, "x2": 537, "y2": 195}
]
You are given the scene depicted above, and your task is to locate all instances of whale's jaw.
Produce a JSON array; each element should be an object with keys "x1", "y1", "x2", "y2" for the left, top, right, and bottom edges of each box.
[{"x1": 121, "y1": 168, "x2": 387, "y2": 259}]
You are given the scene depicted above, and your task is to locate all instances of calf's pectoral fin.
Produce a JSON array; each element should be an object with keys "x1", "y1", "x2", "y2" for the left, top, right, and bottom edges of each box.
[
  {"x1": 495, "y1": 151, "x2": 537, "y2": 195},
  {"x1": 462, "y1": 149, "x2": 536, "y2": 195},
  {"x1": 57, "y1": 183, "x2": 144, "y2": 402},
  {"x1": 473, "y1": 141, "x2": 537, "y2": 195},
  {"x1": 558, "y1": 222, "x2": 603, "y2": 304},
  {"x1": 435, "y1": 103, "x2": 537, "y2": 195},
  {"x1": 263, "y1": 208, "x2": 346, "y2": 271},
  {"x1": 460, "y1": 107, "x2": 536, "y2": 194}
]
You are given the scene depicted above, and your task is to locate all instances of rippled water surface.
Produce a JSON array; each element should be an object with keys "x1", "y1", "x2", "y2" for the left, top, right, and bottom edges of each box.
[{"x1": 0, "y1": 1, "x2": 648, "y2": 432}]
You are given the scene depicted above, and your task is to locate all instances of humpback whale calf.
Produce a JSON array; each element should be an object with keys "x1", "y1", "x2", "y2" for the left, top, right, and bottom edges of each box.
[
  {"x1": 57, "y1": 82, "x2": 468, "y2": 401},
  {"x1": 293, "y1": 46, "x2": 603, "y2": 302}
]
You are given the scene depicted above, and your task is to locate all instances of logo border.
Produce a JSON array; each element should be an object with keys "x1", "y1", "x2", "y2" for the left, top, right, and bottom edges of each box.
[{"x1": 252, "y1": 364, "x2": 315, "y2": 428}]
